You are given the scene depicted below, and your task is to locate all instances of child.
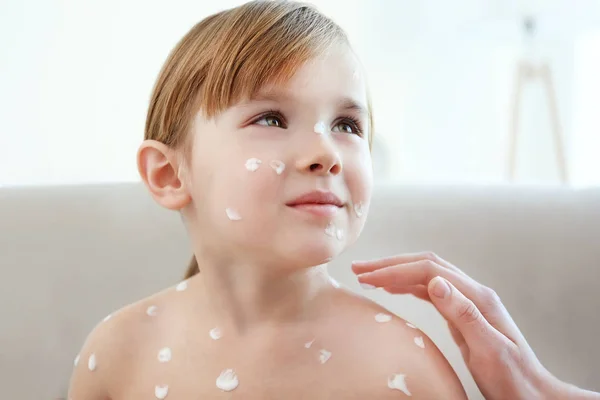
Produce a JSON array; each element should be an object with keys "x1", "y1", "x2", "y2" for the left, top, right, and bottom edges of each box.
[{"x1": 68, "y1": 1, "x2": 467, "y2": 399}]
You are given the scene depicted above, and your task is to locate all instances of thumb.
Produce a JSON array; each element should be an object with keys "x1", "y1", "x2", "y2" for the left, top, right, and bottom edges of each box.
[{"x1": 428, "y1": 276, "x2": 502, "y2": 353}]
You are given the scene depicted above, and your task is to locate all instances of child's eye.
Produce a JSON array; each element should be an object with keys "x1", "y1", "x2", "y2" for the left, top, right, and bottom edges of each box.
[
  {"x1": 254, "y1": 112, "x2": 286, "y2": 128},
  {"x1": 332, "y1": 118, "x2": 362, "y2": 135}
]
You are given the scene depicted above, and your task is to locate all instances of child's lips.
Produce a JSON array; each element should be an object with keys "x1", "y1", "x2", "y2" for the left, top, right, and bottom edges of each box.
[{"x1": 288, "y1": 203, "x2": 340, "y2": 217}]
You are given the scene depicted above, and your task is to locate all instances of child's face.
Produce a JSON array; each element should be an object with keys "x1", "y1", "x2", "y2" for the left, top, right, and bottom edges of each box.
[{"x1": 186, "y1": 44, "x2": 372, "y2": 268}]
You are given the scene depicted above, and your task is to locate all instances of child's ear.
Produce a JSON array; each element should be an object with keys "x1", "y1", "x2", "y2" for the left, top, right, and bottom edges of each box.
[{"x1": 137, "y1": 140, "x2": 191, "y2": 210}]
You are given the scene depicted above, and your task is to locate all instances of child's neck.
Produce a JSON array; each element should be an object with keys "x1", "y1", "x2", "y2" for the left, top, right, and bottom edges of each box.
[{"x1": 190, "y1": 256, "x2": 334, "y2": 334}]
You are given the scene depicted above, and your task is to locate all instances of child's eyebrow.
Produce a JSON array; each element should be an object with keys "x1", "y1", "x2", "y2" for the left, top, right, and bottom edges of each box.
[{"x1": 250, "y1": 90, "x2": 368, "y2": 117}]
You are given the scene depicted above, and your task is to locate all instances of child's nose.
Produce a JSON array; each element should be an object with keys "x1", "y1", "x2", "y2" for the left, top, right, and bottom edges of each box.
[{"x1": 296, "y1": 136, "x2": 343, "y2": 176}]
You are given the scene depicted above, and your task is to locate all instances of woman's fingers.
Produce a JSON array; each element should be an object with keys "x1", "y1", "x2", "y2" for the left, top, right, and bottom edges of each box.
[
  {"x1": 383, "y1": 285, "x2": 430, "y2": 301},
  {"x1": 427, "y1": 276, "x2": 510, "y2": 358},
  {"x1": 352, "y1": 252, "x2": 466, "y2": 276},
  {"x1": 357, "y1": 259, "x2": 524, "y2": 346},
  {"x1": 357, "y1": 259, "x2": 476, "y2": 295}
]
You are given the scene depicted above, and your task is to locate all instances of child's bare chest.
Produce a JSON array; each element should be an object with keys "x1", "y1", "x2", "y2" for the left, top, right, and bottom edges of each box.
[{"x1": 115, "y1": 326, "x2": 384, "y2": 399}]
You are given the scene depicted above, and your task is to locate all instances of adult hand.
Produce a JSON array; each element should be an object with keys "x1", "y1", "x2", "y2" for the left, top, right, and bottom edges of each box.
[{"x1": 352, "y1": 252, "x2": 599, "y2": 400}]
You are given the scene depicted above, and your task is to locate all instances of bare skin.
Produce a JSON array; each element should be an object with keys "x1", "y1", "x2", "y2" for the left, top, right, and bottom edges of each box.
[{"x1": 69, "y1": 268, "x2": 467, "y2": 399}]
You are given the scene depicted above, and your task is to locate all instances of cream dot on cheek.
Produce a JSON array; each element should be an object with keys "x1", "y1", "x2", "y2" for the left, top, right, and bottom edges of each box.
[
  {"x1": 269, "y1": 160, "x2": 285, "y2": 175},
  {"x1": 314, "y1": 121, "x2": 327, "y2": 134},
  {"x1": 245, "y1": 158, "x2": 261, "y2": 171},
  {"x1": 353, "y1": 202, "x2": 364, "y2": 218}
]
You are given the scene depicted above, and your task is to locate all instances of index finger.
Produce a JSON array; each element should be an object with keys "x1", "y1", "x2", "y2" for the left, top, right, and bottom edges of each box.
[{"x1": 352, "y1": 252, "x2": 465, "y2": 276}]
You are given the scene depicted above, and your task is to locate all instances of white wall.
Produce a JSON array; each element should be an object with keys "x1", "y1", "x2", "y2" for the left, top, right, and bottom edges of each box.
[{"x1": 1, "y1": 0, "x2": 599, "y2": 187}]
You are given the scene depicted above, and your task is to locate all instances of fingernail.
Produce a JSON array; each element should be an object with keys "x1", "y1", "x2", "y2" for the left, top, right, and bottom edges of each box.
[
  {"x1": 360, "y1": 283, "x2": 376, "y2": 290},
  {"x1": 431, "y1": 276, "x2": 450, "y2": 299}
]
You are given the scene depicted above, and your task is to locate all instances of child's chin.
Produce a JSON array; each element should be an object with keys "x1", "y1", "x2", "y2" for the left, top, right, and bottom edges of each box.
[{"x1": 282, "y1": 240, "x2": 342, "y2": 268}]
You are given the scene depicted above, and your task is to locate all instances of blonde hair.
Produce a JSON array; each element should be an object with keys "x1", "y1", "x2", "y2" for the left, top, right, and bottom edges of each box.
[{"x1": 143, "y1": 1, "x2": 374, "y2": 279}]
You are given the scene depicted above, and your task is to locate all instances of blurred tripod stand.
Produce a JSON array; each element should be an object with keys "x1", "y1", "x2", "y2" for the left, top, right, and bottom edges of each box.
[{"x1": 506, "y1": 17, "x2": 568, "y2": 183}]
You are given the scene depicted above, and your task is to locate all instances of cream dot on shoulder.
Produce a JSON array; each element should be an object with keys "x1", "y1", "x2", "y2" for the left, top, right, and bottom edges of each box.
[
  {"x1": 414, "y1": 336, "x2": 425, "y2": 349},
  {"x1": 88, "y1": 353, "x2": 97, "y2": 371},
  {"x1": 388, "y1": 373, "x2": 411, "y2": 396},
  {"x1": 175, "y1": 281, "x2": 188, "y2": 291},
  {"x1": 73, "y1": 354, "x2": 80, "y2": 367},
  {"x1": 147, "y1": 305, "x2": 158, "y2": 316},
  {"x1": 375, "y1": 313, "x2": 392, "y2": 323}
]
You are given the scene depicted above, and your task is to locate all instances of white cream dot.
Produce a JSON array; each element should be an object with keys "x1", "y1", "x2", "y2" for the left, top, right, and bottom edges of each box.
[
  {"x1": 406, "y1": 322, "x2": 417, "y2": 329},
  {"x1": 88, "y1": 354, "x2": 97, "y2": 371},
  {"x1": 225, "y1": 208, "x2": 242, "y2": 221},
  {"x1": 155, "y1": 384, "x2": 169, "y2": 399},
  {"x1": 175, "y1": 281, "x2": 188, "y2": 291},
  {"x1": 158, "y1": 347, "x2": 172, "y2": 363},
  {"x1": 209, "y1": 327, "x2": 222, "y2": 340},
  {"x1": 414, "y1": 336, "x2": 425, "y2": 349},
  {"x1": 245, "y1": 158, "x2": 262, "y2": 171},
  {"x1": 103, "y1": 314, "x2": 112, "y2": 322},
  {"x1": 388, "y1": 373, "x2": 411, "y2": 396},
  {"x1": 269, "y1": 160, "x2": 285, "y2": 175},
  {"x1": 304, "y1": 339, "x2": 315, "y2": 349},
  {"x1": 325, "y1": 222, "x2": 336, "y2": 237},
  {"x1": 216, "y1": 369, "x2": 239, "y2": 391},
  {"x1": 335, "y1": 228, "x2": 344, "y2": 241},
  {"x1": 73, "y1": 354, "x2": 80, "y2": 367},
  {"x1": 353, "y1": 202, "x2": 364, "y2": 217},
  {"x1": 319, "y1": 349, "x2": 332, "y2": 364},
  {"x1": 375, "y1": 313, "x2": 392, "y2": 323},
  {"x1": 147, "y1": 305, "x2": 158, "y2": 316},
  {"x1": 314, "y1": 121, "x2": 327, "y2": 134}
]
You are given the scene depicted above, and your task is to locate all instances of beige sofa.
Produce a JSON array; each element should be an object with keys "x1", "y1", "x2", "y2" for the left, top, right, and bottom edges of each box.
[{"x1": 1, "y1": 183, "x2": 599, "y2": 399}]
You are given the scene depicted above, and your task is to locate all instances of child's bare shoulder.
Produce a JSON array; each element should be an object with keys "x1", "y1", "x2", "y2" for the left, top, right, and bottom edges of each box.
[
  {"x1": 68, "y1": 284, "x2": 181, "y2": 399},
  {"x1": 325, "y1": 287, "x2": 467, "y2": 399}
]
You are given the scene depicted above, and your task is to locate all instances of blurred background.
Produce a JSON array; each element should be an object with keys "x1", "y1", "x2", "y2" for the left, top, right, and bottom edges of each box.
[{"x1": 1, "y1": 0, "x2": 599, "y2": 187}]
